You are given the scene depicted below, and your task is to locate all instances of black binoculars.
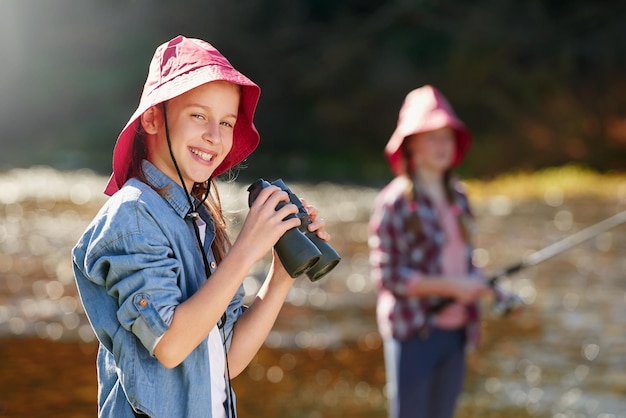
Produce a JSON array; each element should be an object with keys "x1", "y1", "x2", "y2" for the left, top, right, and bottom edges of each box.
[{"x1": 247, "y1": 178, "x2": 341, "y2": 281}]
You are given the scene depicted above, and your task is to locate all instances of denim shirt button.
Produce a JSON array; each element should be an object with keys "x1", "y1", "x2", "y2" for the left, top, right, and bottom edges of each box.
[
  {"x1": 139, "y1": 298, "x2": 148, "y2": 308},
  {"x1": 210, "y1": 261, "x2": 216, "y2": 269}
]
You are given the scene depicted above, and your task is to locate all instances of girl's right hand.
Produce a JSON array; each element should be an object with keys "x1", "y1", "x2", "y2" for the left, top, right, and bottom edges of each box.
[{"x1": 234, "y1": 185, "x2": 301, "y2": 263}]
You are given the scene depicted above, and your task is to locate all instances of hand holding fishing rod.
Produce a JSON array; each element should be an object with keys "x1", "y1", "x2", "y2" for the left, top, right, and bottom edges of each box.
[{"x1": 429, "y1": 209, "x2": 626, "y2": 316}]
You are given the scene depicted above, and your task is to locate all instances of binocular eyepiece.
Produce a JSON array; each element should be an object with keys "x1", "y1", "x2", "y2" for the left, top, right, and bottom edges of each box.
[{"x1": 247, "y1": 178, "x2": 341, "y2": 281}]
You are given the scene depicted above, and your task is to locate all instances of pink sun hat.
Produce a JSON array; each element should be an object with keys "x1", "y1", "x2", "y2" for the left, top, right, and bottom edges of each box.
[
  {"x1": 384, "y1": 85, "x2": 471, "y2": 176},
  {"x1": 104, "y1": 35, "x2": 261, "y2": 196}
]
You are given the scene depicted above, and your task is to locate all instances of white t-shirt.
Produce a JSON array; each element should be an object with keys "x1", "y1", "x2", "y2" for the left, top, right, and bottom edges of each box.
[
  {"x1": 208, "y1": 324, "x2": 227, "y2": 418},
  {"x1": 197, "y1": 217, "x2": 227, "y2": 418}
]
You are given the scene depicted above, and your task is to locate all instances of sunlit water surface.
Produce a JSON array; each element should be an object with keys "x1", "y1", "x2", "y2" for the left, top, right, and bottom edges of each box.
[{"x1": 0, "y1": 167, "x2": 625, "y2": 417}]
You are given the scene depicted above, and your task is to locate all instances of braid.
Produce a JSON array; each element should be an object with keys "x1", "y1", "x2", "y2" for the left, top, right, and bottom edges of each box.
[
  {"x1": 401, "y1": 140, "x2": 423, "y2": 234},
  {"x1": 403, "y1": 174, "x2": 423, "y2": 235},
  {"x1": 444, "y1": 171, "x2": 472, "y2": 245}
]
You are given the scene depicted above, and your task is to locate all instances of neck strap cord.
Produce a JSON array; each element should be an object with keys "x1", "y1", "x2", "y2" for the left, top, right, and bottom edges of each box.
[{"x1": 162, "y1": 103, "x2": 236, "y2": 418}]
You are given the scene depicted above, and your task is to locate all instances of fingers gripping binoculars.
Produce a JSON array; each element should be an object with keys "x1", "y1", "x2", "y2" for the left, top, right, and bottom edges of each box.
[{"x1": 247, "y1": 178, "x2": 341, "y2": 281}]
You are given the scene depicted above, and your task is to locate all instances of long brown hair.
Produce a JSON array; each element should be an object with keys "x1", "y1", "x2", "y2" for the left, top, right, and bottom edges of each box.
[
  {"x1": 191, "y1": 180, "x2": 232, "y2": 263},
  {"x1": 128, "y1": 130, "x2": 232, "y2": 264},
  {"x1": 401, "y1": 140, "x2": 471, "y2": 244}
]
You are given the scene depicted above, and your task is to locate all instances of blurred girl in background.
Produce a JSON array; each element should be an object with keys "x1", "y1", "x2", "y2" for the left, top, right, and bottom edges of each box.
[{"x1": 369, "y1": 85, "x2": 490, "y2": 418}]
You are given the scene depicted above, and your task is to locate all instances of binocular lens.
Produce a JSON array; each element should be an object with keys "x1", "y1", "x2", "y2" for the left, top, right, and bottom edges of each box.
[
  {"x1": 273, "y1": 228, "x2": 322, "y2": 278},
  {"x1": 304, "y1": 232, "x2": 341, "y2": 282}
]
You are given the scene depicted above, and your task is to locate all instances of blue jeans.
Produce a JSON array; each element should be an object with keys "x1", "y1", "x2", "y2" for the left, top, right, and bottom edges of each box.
[{"x1": 383, "y1": 328, "x2": 466, "y2": 418}]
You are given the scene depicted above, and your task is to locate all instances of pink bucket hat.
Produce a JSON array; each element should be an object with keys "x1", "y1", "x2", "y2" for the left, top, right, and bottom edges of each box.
[
  {"x1": 384, "y1": 85, "x2": 471, "y2": 176},
  {"x1": 104, "y1": 35, "x2": 261, "y2": 196}
]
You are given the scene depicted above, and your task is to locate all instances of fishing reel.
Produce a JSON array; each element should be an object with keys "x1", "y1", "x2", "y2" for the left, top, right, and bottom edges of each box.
[{"x1": 491, "y1": 292, "x2": 525, "y2": 316}]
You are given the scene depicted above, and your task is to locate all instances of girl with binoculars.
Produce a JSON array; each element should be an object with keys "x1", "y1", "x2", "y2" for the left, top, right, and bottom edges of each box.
[{"x1": 72, "y1": 35, "x2": 331, "y2": 418}]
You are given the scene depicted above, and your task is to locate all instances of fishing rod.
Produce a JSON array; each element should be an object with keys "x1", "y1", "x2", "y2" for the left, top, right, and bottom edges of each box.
[{"x1": 429, "y1": 209, "x2": 626, "y2": 316}]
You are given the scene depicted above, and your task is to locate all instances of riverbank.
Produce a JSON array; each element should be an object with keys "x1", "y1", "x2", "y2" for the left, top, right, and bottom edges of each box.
[{"x1": 0, "y1": 165, "x2": 625, "y2": 417}]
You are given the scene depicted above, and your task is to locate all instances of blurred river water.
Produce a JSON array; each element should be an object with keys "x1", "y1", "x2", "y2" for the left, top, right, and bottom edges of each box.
[{"x1": 0, "y1": 167, "x2": 625, "y2": 417}]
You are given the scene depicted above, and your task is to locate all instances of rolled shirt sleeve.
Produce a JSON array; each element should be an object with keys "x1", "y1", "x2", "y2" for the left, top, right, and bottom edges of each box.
[{"x1": 74, "y1": 193, "x2": 185, "y2": 356}]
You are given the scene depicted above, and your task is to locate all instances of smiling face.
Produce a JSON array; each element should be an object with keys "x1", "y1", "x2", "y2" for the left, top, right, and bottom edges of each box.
[
  {"x1": 142, "y1": 80, "x2": 241, "y2": 190},
  {"x1": 405, "y1": 126, "x2": 457, "y2": 176}
]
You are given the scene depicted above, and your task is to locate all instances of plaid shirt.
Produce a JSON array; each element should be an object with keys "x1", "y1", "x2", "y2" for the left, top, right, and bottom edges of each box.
[{"x1": 369, "y1": 176, "x2": 481, "y2": 348}]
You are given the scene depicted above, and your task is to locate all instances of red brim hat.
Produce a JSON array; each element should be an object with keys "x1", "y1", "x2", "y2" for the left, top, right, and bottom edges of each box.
[
  {"x1": 384, "y1": 85, "x2": 471, "y2": 176},
  {"x1": 104, "y1": 35, "x2": 261, "y2": 196}
]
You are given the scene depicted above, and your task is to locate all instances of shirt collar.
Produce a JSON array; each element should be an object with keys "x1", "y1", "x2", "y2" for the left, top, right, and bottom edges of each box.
[{"x1": 141, "y1": 159, "x2": 197, "y2": 219}]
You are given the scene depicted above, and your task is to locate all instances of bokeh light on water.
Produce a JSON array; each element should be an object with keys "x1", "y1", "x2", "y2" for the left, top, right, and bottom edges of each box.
[
  {"x1": 1, "y1": 167, "x2": 626, "y2": 417},
  {"x1": 0, "y1": 167, "x2": 105, "y2": 344}
]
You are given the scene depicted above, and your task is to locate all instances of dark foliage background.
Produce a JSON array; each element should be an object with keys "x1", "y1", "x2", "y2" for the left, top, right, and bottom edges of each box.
[{"x1": 2, "y1": 0, "x2": 625, "y2": 184}]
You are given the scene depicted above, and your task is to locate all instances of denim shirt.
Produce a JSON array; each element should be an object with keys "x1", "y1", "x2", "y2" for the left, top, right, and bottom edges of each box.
[{"x1": 72, "y1": 160, "x2": 245, "y2": 417}]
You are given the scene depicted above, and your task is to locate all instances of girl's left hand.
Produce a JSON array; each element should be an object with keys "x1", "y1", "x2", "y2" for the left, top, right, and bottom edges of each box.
[{"x1": 301, "y1": 198, "x2": 331, "y2": 242}]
